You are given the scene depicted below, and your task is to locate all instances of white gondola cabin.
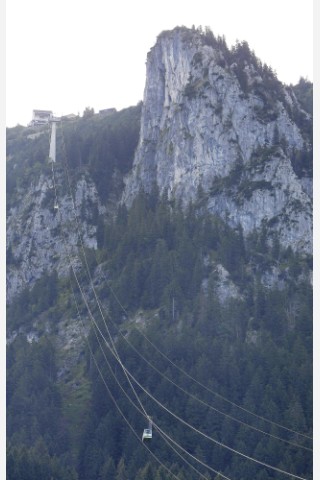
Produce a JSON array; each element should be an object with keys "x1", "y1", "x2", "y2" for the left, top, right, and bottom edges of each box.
[{"x1": 142, "y1": 417, "x2": 152, "y2": 441}]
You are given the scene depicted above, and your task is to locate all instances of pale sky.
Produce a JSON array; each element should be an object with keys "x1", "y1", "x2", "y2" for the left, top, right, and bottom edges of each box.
[{"x1": 6, "y1": 0, "x2": 313, "y2": 127}]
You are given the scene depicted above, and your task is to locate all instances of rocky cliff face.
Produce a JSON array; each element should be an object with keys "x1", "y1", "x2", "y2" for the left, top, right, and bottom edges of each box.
[
  {"x1": 6, "y1": 170, "x2": 105, "y2": 302},
  {"x1": 123, "y1": 27, "x2": 312, "y2": 253},
  {"x1": 6, "y1": 27, "x2": 312, "y2": 303}
]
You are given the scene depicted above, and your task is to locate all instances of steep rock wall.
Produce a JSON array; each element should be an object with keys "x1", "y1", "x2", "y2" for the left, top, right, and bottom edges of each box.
[
  {"x1": 7, "y1": 172, "x2": 105, "y2": 302},
  {"x1": 123, "y1": 27, "x2": 312, "y2": 253}
]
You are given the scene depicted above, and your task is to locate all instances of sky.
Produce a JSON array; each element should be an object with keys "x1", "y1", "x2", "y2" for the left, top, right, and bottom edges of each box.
[{"x1": 6, "y1": 0, "x2": 314, "y2": 127}]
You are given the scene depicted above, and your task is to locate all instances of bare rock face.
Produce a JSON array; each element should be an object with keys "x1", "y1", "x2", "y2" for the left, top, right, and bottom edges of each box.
[
  {"x1": 6, "y1": 172, "x2": 105, "y2": 302},
  {"x1": 123, "y1": 27, "x2": 312, "y2": 254}
]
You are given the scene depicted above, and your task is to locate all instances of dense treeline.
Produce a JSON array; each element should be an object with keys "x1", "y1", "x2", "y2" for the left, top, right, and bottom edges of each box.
[
  {"x1": 7, "y1": 337, "x2": 77, "y2": 479},
  {"x1": 79, "y1": 192, "x2": 312, "y2": 479},
  {"x1": 292, "y1": 77, "x2": 313, "y2": 115},
  {"x1": 7, "y1": 190, "x2": 312, "y2": 479},
  {"x1": 61, "y1": 104, "x2": 141, "y2": 201}
]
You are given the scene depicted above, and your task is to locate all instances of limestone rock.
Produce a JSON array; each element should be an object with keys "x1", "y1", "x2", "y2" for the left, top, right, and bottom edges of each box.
[{"x1": 123, "y1": 27, "x2": 312, "y2": 254}]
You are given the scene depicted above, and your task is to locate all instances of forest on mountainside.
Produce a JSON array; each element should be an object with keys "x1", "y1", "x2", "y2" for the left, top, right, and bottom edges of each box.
[
  {"x1": 6, "y1": 31, "x2": 313, "y2": 478},
  {"x1": 7, "y1": 189, "x2": 312, "y2": 479}
]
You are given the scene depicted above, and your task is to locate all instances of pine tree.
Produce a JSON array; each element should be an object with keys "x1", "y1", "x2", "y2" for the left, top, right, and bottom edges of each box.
[
  {"x1": 99, "y1": 456, "x2": 116, "y2": 480},
  {"x1": 116, "y1": 457, "x2": 127, "y2": 480}
]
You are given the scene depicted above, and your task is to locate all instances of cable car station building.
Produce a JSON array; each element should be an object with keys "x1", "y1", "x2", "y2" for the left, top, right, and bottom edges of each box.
[{"x1": 29, "y1": 109, "x2": 53, "y2": 126}]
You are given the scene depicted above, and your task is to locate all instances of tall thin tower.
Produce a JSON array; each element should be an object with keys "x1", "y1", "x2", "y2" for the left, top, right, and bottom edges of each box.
[{"x1": 49, "y1": 116, "x2": 60, "y2": 163}]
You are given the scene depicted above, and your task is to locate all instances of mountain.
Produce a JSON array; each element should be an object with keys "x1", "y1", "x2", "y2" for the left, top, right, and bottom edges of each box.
[
  {"x1": 6, "y1": 105, "x2": 141, "y2": 302},
  {"x1": 6, "y1": 26, "x2": 312, "y2": 480},
  {"x1": 123, "y1": 26, "x2": 312, "y2": 253}
]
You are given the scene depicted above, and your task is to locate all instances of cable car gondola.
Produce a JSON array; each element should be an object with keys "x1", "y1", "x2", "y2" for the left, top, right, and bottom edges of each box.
[{"x1": 142, "y1": 416, "x2": 152, "y2": 441}]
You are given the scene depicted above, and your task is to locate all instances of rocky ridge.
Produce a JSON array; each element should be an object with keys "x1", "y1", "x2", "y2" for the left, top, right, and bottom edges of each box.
[{"x1": 123, "y1": 27, "x2": 312, "y2": 253}]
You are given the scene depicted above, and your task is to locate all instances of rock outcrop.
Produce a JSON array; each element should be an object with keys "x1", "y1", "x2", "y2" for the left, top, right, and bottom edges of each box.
[
  {"x1": 123, "y1": 27, "x2": 312, "y2": 253},
  {"x1": 6, "y1": 171, "x2": 105, "y2": 302}
]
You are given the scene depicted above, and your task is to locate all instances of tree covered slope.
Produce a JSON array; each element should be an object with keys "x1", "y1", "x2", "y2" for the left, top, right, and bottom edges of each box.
[{"x1": 7, "y1": 26, "x2": 312, "y2": 480}]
